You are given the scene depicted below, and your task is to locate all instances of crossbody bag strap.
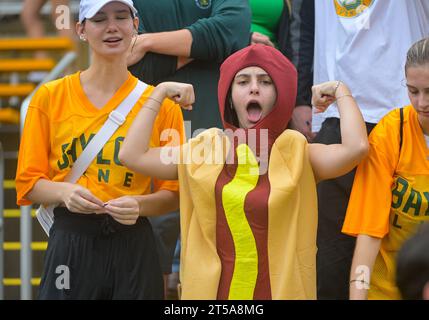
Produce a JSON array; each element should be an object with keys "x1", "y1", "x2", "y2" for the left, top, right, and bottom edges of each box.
[{"x1": 65, "y1": 80, "x2": 148, "y2": 183}]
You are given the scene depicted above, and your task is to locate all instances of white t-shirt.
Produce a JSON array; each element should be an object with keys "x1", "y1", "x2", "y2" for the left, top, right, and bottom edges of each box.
[{"x1": 313, "y1": 0, "x2": 429, "y2": 132}]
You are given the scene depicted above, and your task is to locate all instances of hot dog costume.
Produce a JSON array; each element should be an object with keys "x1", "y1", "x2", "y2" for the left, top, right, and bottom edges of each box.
[{"x1": 178, "y1": 45, "x2": 318, "y2": 300}]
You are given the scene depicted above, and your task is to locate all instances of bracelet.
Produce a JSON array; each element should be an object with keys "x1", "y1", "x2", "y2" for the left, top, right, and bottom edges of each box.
[
  {"x1": 144, "y1": 104, "x2": 160, "y2": 113},
  {"x1": 336, "y1": 94, "x2": 353, "y2": 101},
  {"x1": 147, "y1": 96, "x2": 163, "y2": 105},
  {"x1": 349, "y1": 279, "x2": 370, "y2": 286}
]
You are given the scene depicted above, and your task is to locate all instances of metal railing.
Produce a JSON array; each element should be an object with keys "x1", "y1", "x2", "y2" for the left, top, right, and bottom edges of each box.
[
  {"x1": 19, "y1": 51, "x2": 77, "y2": 300},
  {"x1": 0, "y1": 142, "x2": 4, "y2": 299}
]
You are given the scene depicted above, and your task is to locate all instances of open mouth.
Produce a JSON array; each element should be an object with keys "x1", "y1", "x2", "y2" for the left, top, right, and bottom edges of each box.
[
  {"x1": 247, "y1": 102, "x2": 263, "y2": 123},
  {"x1": 103, "y1": 38, "x2": 122, "y2": 43}
]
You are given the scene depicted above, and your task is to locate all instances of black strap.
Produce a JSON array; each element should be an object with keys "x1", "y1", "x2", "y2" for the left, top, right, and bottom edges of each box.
[{"x1": 399, "y1": 107, "x2": 404, "y2": 154}]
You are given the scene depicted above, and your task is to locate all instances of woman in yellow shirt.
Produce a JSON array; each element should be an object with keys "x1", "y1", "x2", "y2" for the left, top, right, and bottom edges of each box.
[
  {"x1": 16, "y1": 0, "x2": 184, "y2": 299},
  {"x1": 344, "y1": 38, "x2": 429, "y2": 300}
]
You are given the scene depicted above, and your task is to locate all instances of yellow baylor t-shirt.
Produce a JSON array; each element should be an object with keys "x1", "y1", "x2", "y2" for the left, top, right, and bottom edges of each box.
[
  {"x1": 16, "y1": 72, "x2": 184, "y2": 205},
  {"x1": 343, "y1": 106, "x2": 429, "y2": 299}
]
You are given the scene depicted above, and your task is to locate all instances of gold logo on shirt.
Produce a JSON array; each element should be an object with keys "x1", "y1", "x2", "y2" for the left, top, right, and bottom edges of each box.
[
  {"x1": 334, "y1": 0, "x2": 374, "y2": 18},
  {"x1": 195, "y1": 0, "x2": 211, "y2": 9}
]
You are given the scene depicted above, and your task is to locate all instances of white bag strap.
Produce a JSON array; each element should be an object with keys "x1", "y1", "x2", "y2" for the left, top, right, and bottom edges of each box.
[
  {"x1": 66, "y1": 80, "x2": 147, "y2": 183},
  {"x1": 36, "y1": 80, "x2": 147, "y2": 236}
]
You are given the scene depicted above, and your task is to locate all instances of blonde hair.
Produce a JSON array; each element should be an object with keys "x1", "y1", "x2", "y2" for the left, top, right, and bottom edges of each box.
[{"x1": 405, "y1": 38, "x2": 429, "y2": 72}]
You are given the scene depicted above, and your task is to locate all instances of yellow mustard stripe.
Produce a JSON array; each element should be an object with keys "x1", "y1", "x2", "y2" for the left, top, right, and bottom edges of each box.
[
  {"x1": 3, "y1": 179, "x2": 15, "y2": 189},
  {"x1": 3, "y1": 278, "x2": 41, "y2": 286},
  {"x1": 4, "y1": 209, "x2": 37, "y2": 218},
  {"x1": 3, "y1": 242, "x2": 47, "y2": 251},
  {"x1": 222, "y1": 144, "x2": 259, "y2": 300}
]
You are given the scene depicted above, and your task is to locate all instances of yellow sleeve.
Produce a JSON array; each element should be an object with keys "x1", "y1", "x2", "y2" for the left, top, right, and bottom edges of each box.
[
  {"x1": 152, "y1": 99, "x2": 185, "y2": 193},
  {"x1": 342, "y1": 111, "x2": 399, "y2": 238},
  {"x1": 15, "y1": 86, "x2": 51, "y2": 205}
]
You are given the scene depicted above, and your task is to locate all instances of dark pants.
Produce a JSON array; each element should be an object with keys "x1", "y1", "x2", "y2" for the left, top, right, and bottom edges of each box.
[
  {"x1": 38, "y1": 208, "x2": 164, "y2": 300},
  {"x1": 149, "y1": 211, "x2": 180, "y2": 274},
  {"x1": 314, "y1": 118, "x2": 376, "y2": 300}
]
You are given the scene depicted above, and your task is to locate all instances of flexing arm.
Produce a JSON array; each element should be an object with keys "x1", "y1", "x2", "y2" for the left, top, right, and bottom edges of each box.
[
  {"x1": 349, "y1": 234, "x2": 382, "y2": 300},
  {"x1": 308, "y1": 81, "x2": 369, "y2": 182},
  {"x1": 119, "y1": 82, "x2": 194, "y2": 181}
]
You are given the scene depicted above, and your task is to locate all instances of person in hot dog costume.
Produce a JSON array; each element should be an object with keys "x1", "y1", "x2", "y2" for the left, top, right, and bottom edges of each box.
[{"x1": 119, "y1": 44, "x2": 369, "y2": 299}]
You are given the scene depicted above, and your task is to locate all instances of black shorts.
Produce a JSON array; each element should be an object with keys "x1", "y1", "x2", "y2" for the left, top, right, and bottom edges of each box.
[{"x1": 38, "y1": 207, "x2": 164, "y2": 300}]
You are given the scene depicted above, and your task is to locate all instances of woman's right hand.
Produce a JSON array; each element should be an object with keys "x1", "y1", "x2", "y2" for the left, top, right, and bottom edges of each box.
[
  {"x1": 61, "y1": 183, "x2": 105, "y2": 214},
  {"x1": 251, "y1": 32, "x2": 275, "y2": 47},
  {"x1": 311, "y1": 81, "x2": 351, "y2": 113},
  {"x1": 152, "y1": 82, "x2": 195, "y2": 110}
]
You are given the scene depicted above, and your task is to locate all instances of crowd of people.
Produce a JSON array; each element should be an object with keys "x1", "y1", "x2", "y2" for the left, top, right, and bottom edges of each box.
[{"x1": 14, "y1": 0, "x2": 429, "y2": 300}]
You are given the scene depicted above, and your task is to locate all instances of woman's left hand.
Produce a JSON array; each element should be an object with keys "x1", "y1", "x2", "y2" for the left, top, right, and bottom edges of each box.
[{"x1": 104, "y1": 196, "x2": 140, "y2": 225}]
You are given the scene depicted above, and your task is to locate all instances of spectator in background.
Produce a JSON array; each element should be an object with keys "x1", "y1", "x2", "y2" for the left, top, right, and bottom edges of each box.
[
  {"x1": 127, "y1": 0, "x2": 251, "y2": 298},
  {"x1": 396, "y1": 223, "x2": 429, "y2": 300},
  {"x1": 249, "y1": 0, "x2": 287, "y2": 48},
  {"x1": 343, "y1": 38, "x2": 429, "y2": 299},
  {"x1": 21, "y1": 0, "x2": 76, "y2": 81},
  {"x1": 250, "y1": 0, "x2": 315, "y2": 142},
  {"x1": 307, "y1": 0, "x2": 429, "y2": 299}
]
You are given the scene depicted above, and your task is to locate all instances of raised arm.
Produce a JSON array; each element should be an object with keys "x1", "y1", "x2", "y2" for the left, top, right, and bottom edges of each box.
[
  {"x1": 308, "y1": 81, "x2": 369, "y2": 182},
  {"x1": 119, "y1": 82, "x2": 194, "y2": 180}
]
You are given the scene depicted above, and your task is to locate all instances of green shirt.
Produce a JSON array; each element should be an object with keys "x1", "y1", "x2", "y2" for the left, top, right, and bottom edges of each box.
[
  {"x1": 250, "y1": 0, "x2": 284, "y2": 48},
  {"x1": 129, "y1": 0, "x2": 251, "y2": 133}
]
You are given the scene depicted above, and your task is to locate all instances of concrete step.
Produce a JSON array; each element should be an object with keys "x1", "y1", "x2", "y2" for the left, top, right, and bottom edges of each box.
[
  {"x1": 0, "y1": 38, "x2": 74, "y2": 51},
  {"x1": 0, "y1": 58, "x2": 55, "y2": 72},
  {"x1": 0, "y1": 83, "x2": 35, "y2": 96},
  {"x1": 0, "y1": 108, "x2": 20, "y2": 124}
]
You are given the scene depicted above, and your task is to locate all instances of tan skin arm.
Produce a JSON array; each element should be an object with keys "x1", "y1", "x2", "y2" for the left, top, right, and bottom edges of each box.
[
  {"x1": 349, "y1": 234, "x2": 382, "y2": 300},
  {"x1": 308, "y1": 81, "x2": 369, "y2": 182},
  {"x1": 127, "y1": 30, "x2": 194, "y2": 69},
  {"x1": 119, "y1": 82, "x2": 195, "y2": 181}
]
